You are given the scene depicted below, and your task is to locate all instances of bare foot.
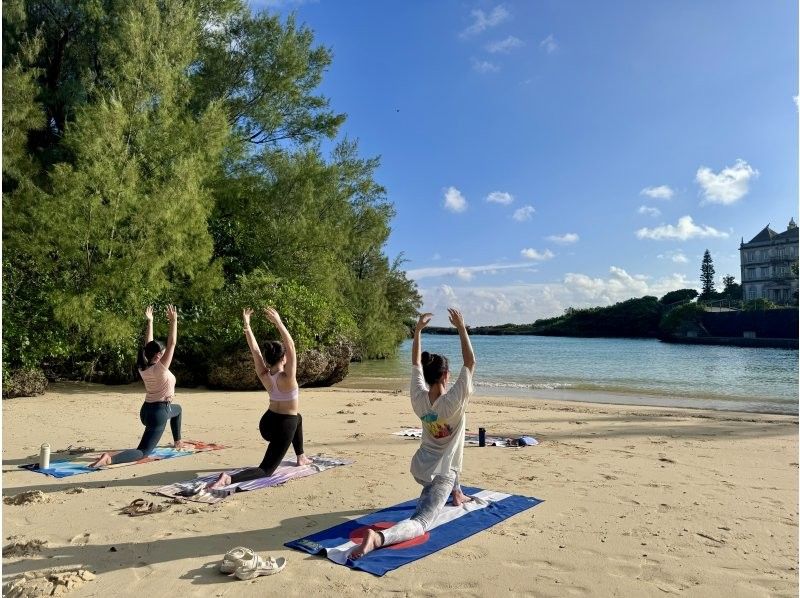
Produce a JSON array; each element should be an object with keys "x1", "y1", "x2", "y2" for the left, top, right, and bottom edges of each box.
[
  {"x1": 451, "y1": 488, "x2": 473, "y2": 507},
  {"x1": 350, "y1": 528, "x2": 383, "y2": 559},
  {"x1": 207, "y1": 472, "x2": 231, "y2": 490},
  {"x1": 296, "y1": 454, "x2": 312, "y2": 467},
  {"x1": 89, "y1": 453, "x2": 113, "y2": 468},
  {"x1": 174, "y1": 440, "x2": 193, "y2": 450}
]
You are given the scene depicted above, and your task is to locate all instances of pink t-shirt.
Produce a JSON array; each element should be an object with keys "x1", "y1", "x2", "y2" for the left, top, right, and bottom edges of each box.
[{"x1": 139, "y1": 362, "x2": 176, "y2": 403}]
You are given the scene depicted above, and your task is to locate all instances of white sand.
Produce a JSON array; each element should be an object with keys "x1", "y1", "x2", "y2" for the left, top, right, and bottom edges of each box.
[{"x1": 2, "y1": 382, "x2": 798, "y2": 597}]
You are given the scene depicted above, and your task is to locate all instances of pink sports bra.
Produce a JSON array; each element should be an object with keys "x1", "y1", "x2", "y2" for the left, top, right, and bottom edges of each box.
[{"x1": 267, "y1": 372, "x2": 299, "y2": 402}]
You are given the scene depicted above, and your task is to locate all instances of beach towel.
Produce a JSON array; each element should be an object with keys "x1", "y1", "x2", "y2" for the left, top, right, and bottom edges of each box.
[
  {"x1": 285, "y1": 486, "x2": 542, "y2": 576},
  {"x1": 151, "y1": 455, "x2": 353, "y2": 504},
  {"x1": 392, "y1": 428, "x2": 538, "y2": 447},
  {"x1": 19, "y1": 440, "x2": 227, "y2": 479}
]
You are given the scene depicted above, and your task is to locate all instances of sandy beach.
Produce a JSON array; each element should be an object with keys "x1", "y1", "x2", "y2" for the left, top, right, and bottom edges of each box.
[{"x1": 2, "y1": 382, "x2": 797, "y2": 597}]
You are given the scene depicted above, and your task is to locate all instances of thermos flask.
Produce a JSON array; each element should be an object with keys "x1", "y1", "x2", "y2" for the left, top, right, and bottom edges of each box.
[
  {"x1": 39, "y1": 443, "x2": 51, "y2": 470},
  {"x1": 478, "y1": 428, "x2": 486, "y2": 447}
]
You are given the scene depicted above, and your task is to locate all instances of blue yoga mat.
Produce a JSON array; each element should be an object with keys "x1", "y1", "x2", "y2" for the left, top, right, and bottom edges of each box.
[
  {"x1": 285, "y1": 486, "x2": 543, "y2": 576},
  {"x1": 20, "y1": 441, "x2": 226, "y2": 478}
]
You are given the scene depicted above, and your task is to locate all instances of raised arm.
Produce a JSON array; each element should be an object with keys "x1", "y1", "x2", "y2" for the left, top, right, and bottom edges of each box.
[
  {"x1": 264, "y1": 307, "x2": 296, "y2": 382},
  {"x1": 144, "y1": 305, "x2": 154, "y2": 344},
  {"x1": 161, "y1": 305, "x2": 178, "y2": 369},
  {"x1": 243, "y1": 308, "x2": 269, "y2": 386},
  {"x1": 448, "y1": 308, "x2": 475, "y2": 372},
  {"x1": 412, "y1": 313, "x2": 433, "y2": 365}
]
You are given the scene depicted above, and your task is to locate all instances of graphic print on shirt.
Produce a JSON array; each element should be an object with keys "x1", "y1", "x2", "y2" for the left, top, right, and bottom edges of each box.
[{"x1": 420, "y1": 411, "x2": 453, "y2": 439}]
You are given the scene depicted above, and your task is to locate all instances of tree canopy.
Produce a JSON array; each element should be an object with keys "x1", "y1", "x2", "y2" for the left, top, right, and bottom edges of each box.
[{"x1": 3, "y1": 0, "x2": 420, "y2": 383}]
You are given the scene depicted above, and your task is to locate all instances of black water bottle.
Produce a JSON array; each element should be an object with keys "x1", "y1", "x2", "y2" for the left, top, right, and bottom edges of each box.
[{"x1": 478, "y1": 428, "x2": 486, "y2": 447}]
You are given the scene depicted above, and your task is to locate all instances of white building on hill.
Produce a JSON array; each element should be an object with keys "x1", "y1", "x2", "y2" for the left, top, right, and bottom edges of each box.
[{"x1": 739, "y1": 218, "x2": 799, "y2": 304}]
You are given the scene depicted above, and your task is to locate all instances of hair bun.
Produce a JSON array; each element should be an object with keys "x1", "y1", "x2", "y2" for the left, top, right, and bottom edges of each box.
[{"x1": 421, "y1": 351, "x2": 432, "y2": 365}]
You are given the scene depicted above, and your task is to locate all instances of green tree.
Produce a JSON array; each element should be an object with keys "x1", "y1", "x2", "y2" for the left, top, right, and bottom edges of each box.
[
  {"x1": 700, "y1": 249, "x2": 716, "y2": 299},
  {"x1": 659, "y1": 288, "x2": 698, "y2": 305}
]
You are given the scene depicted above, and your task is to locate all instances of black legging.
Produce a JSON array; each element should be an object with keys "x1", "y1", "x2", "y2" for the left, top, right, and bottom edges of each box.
[
  {"x1": 229, "y1": 410, "x2": 305, "y2": 483},
  {"x1": 110, "y1": 402, "x2": 182, "y2": 465}
]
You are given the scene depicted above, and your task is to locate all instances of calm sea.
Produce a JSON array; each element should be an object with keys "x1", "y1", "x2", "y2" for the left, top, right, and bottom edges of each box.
[{"x1": 342, "y1": 336, "x2": 799, "y2": 415}]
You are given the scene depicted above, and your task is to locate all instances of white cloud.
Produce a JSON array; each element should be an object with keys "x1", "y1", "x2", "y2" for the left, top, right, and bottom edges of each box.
[
  {"x1": 636, "y1": 215, "x2": 729, "y2": 241},
  {"x1": 657, "y1": 250, "x2": 689, "y2": 264},
  {"x1": 417, "y1": 268, "x2": 694, "y2": 326},
  {"x1": 513, "y1": 205, "x2": 535, "y2": 221},
  {"x1": 486, "y1": 36, "x2": 524, "y2": 53},
  {"x1": 640, "y1": 185, "x2": 674, "y2": 200},
  {"x1": 443, "y1": 186, "x2": 467, "y2": 212},
  {"x1": 540, "y1": 34, "x2": 558, "y2": 54},
  {"x1": 546, "y1": 233, "x2": 579, "y2": 244},
  {"x1": 456, "y1": 268, "x2": 474, "y2": 281},
  {"x1": 794, "y1": 95, "x2": 799, "y2": 111},
  {"x1": 520, "y1": 248, "x2": 554, "y2": 261},
  {"x1": 460, "y1": 5, "x2": 510, "y2": 38},
  {"x1": 486, "y1": 191, "x2": 514, "y2": 205},
  {"x1": 471, "y1": 58, "x2": 500, "y2": 73},
  {"x1": 406, "y1": 261, "x2": 532, "y2": 281},
  {"x1": 695, "y1": 159, "x2": 759, "y2": 205},
  {"x1": 638, "y1": 205, "x2": 661, "y2": 217}
]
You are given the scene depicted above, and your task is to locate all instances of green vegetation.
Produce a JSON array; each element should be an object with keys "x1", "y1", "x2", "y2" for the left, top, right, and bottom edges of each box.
[
  {"x1": 700, "y1": 249, "x2": 716, "y2": 299},
  {"x1": 2, "y1": 1, "x2": 420, "y2": 386}
]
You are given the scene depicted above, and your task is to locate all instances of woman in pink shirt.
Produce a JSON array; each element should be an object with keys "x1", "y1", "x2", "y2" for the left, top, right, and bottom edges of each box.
[{"x1": 90, "y1": 305, "x2": 185, "y2": 467}]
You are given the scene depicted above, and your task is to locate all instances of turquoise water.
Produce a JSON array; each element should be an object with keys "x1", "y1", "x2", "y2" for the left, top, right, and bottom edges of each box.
[{"x1": 343, "y1": 336, "x2": 799, "y2": 415}]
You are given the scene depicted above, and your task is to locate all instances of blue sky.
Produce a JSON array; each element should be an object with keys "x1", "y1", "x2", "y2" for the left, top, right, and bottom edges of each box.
[{"x1": 254, "y1": 0, "x2": 798, "y2": 325}]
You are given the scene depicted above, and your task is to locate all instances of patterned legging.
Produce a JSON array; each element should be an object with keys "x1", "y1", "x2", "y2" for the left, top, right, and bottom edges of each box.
[{"x1": 380, "y1": 472, "x2": 459, "y2": 546}]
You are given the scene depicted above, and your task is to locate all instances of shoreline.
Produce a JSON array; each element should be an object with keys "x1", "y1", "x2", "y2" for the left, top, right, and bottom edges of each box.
[
  {"x1": 3, "y1": 382, "x2": 798, "y2": 597},
  {"x1": 336, "y1": 376, "x2": 800, "y2": 417}
]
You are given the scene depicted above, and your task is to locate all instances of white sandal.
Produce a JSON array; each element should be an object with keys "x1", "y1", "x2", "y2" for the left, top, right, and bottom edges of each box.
[
  {"x1": 219, "y1": 546, "x2": 256, "y2": 574},
  {"x1": 234, "y1": 555, "x2": 286, "y2": 580}
]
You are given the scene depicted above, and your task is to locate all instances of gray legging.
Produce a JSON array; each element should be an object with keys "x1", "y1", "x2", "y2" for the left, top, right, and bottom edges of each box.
[
  {"x1": 110, "y1": 401, "x2": 182, "y2": 465},
  {"x1": 379, "y1": 472, "x2": 459, "y2": 546}
]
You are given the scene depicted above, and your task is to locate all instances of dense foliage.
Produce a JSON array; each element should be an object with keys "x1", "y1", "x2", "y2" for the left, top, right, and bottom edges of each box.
[
  {"x1": 3, "y1": 0, "x2": 420, "y2": 385},
  {"x1": 700, "y1": 249, "x2": 716, "y2": 298}
]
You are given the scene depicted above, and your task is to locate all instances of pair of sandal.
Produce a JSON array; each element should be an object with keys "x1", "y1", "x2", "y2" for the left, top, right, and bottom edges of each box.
[
  {"x1": 219, "y1": 546, "x2": 286, "y2": 580},
  {"x1": 120, "y1": 498, "x2": 169, "y2": 517}
]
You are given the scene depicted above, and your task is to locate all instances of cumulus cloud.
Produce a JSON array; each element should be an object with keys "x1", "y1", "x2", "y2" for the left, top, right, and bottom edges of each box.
[
  {"x1": 513, "y1": 205, "x2": 535, "y2": 221},
  {"x1": 540, "y1": 34, "x2": 558, "y2": 54},
  {"x1": 443, "y1": 186, "x2": 467, "y2": 212},
  {"x1": 695, "y1": 159, "x2": 759, "y2": 205},
  {"x1": 636, "y1": 215, "x2": 728, "y2": 241},
  {"x1": 638, "y1": 205, "x2": 661, "y2": 217},
  {"x1": 471, "y1": 58, "x2": 500, "y2": 73},
  {"x1": 640, "y1": 185, "x2": 674, "y2": 200},
  {"x1": 546, "y1": 233, "x2": 579, "y2": 244},
  {"x1": 520, "y1": 248, "x2": 554, "y2": 261},
  {"x1": 486, "y1": 35, "x2": 524, "y2": 53},
  {"x1": 417, "y1": 268, "x2": 694, "y2": 325},
  {"x1": 406, "y1": 261, "x2": 532, "y2": 281},
  {"x1": 460, "y1": 5, "x2": 510, "y2": 38},
  {"x1": 486, "y1": 191, "x2": 514, "y2": 204},
  {"x1": 657, "y1": 250, "x2": 689, "y2": 264}
]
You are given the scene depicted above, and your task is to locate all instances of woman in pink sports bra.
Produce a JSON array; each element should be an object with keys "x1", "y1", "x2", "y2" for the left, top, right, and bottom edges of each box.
[
  {"x1": 90, "y1": 305, "x2": 186, "y2": 468},
  {"x1": 209, "y1": 307, "x2": 311, "y2": 489}
]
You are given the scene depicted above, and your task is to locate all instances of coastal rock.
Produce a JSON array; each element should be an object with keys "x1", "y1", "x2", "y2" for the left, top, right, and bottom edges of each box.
[
  {"x1": 207, "y1": 339, "x2": 355, "y2": 390},
  {"x1": 2, "y1": 369, "x2": 48, "y2": 399}
]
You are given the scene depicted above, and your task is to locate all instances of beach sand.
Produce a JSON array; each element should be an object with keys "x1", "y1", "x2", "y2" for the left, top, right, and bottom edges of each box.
[{"x1": 2, "y1": 382, "x2": 797, "y2": 597}]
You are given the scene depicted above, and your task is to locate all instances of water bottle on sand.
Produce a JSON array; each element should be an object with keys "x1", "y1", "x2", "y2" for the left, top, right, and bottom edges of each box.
[
  {"x1": 478, "y1": 428, "x2": 486, "y2": 447},
  {"x1": 39, "y1": 443, "x2": 50, "y2": 470}
]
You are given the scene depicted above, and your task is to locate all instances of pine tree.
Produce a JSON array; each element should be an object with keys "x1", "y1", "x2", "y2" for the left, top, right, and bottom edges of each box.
[{"x1": 700, "y1": 250, "x2": 716, "y2": 298}]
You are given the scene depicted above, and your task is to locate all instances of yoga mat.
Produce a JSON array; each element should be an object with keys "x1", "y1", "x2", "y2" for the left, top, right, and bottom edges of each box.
[
  {"x1": 151, "y1": 454, "x2": 353, "y2": 504},
  {"x1": 285, "y1": 486, "x2": 543, "y2": 576},
  {"x1": 19, "y1": 440, "x2": 227, "y2": 478},
  {"x1": 392, "y1": 429, "x2": 537, "y2": 447}
]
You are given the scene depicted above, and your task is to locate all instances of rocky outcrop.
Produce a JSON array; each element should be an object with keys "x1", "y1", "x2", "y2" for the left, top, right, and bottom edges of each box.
[
  {"x1": 2, "y1": 369, "x2": 48, "y2": 399},
  {"x1": 206, "y1": 339, "x2": 355, "y2": 390}
]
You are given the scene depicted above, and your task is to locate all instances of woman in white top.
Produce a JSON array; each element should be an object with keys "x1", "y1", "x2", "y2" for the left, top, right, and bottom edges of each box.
[
  {"x1": 90, "y1": 305, "x2": 185, "y2": 467},
  {"x1": 351, "y1": 308, "x2": 476, "y2": 559}
]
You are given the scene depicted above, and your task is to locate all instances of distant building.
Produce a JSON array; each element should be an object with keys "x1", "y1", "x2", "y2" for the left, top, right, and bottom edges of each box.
[{"x1": 739, "y1": 218, "x2": 799, "y2": 304}]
